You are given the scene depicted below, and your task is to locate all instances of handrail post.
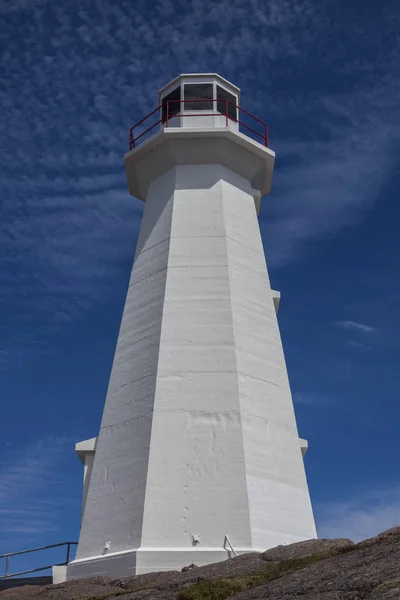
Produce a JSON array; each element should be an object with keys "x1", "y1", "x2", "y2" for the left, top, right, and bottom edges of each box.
[
  {"x1": 0, "y1": 542, "x2": 78, "y2": 580},
  {"x1": 128, "y1": 100, "x2": 268, "y2": 150}
]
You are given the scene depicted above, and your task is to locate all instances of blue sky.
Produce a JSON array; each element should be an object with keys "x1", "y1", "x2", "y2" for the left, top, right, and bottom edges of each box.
[{"x1": 1, "y1": 0, "x2": 400, "y2": 571}]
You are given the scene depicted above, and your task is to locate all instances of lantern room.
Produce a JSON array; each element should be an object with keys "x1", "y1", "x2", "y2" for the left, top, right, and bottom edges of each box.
[
  {"x1": 125, "y1": 73, "x2": 273, "y2": 201},
  {"x1": 159, "y1": 73, "x2": 240, "y2": 131}
]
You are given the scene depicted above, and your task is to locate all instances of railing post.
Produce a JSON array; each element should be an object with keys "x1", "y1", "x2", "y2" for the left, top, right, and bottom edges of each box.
[
  {"x1": 66, "y1": 543, "x2": 71, "y2": 565},
  {"x1": 226, "y1": 99, "x2": 228, "y2": 127},
  {"x1": 265, "y1": 124, "x2": 268, "y2": 147},
  {"x1": 5, "y1": 557, "x2": 9, "y2": 579},
  {"x1": 166, "y1": 100, "x2": 169, "y2": 128}
]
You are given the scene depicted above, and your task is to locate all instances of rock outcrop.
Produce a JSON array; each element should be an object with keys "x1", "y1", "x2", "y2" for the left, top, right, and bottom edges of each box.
[{"x1": 1, "y1": 527, "x2": 400, "y2": 600}]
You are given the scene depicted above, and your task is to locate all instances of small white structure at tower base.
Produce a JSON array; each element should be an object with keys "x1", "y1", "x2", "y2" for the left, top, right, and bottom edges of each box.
[{"x1": 67, "y1": 74, "x2": 316, "y2": 580}]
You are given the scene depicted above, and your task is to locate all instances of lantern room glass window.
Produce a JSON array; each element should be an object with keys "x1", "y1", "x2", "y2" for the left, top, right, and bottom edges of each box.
[
  {"x1": 183, "y1": 84, "x2": 213, "y2": 111},
  {"x1": 217, "y1": 86, "x2": 237, "y2": 121},
  {"x1": 162, "y1": 86, "x2": 181, "y2": 123}
]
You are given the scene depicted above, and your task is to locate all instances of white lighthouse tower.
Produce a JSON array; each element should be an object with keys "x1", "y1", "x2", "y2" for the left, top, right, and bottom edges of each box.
[{"x1": 67, "y1": 74, "x2": 316, "y2": 580}]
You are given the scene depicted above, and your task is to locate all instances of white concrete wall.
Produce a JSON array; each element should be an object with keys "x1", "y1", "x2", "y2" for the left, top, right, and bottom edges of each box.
[
  {"x1": 164, "y1": 114, "x2": 238, "y2": 132},
  {"x1": 52, "y1": 565, "x2": 67, "y2": 584},
  {"x1": 75, "y1": 168, "x2": 176, "y2": 560},
  {"x1": 140, "y1": 165, "x2": 252, "y2": 551},
  {"x1": 75, "y1": 437, "x2": 97, "y2": 523},
  {"x1": 220, "y1": 176, "x2": 316, "y2": 548},
  {"x1": 81, "y1": 452, "x2": 94, "y2": 521},
  {"x1": 176, "y1": 113, "x2": 239, "y2": 131},
  {"x1": 72, "y1": 162, "x2": 316, "y2": 570}
]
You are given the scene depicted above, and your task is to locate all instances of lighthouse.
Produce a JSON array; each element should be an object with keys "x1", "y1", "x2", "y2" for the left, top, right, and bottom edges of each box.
[{"x1": 67, "y1": 73, "x2": 317, "y2": 580}]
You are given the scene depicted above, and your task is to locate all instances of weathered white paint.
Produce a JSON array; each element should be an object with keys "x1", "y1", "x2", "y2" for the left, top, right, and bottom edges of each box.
[
  {"x1": 67, "y1": 74, "x2": 316, "y2": 580},
  {"x1": 74, "y1": 430, "x2": 307, "y2": 533},
  {"x1": 272, "y1": 290, "x2": 281, "y2": 313},
  {"x1": 52, "y1": 565, "x2": 67, "y2": 584},
  {"x1": 300, "y1": 438, "x2": 308, "y2": 458},
  {"x1": 75, "y1": 437, "x2": 97, "y2": 521},
  {"x1": 125, "y1": 126, "x2": 275, "y2": 202}
]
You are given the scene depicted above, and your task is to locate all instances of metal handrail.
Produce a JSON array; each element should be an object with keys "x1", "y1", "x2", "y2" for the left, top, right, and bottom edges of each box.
[
  {"x1": 224, "y1": 534, "x2": 238, "y2": 557},
  {"x1": 129, "y1": 98, "x2": 268, "y2": 150},
  {"x1": 0, "y1": 541, "x2": 77, "y2": 579}
]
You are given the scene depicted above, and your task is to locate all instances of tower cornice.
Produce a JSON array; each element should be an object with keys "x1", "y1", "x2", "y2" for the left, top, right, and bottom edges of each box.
[{"x1": 124, "y1": 127, "x2": 275, "y2": 212}]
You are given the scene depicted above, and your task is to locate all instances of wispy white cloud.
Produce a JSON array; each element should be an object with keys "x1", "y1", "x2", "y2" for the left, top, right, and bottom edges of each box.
[
  {"x1": 0, "y1": 0, "x2": 329, "y2": 368},
  {"x1": 0, "y1": 0, "x2": 397, "y2": 563},
  {"x1": 261, "y1": 25, "x2": 400, "y2": 266},
  {"x1": 348, "y1": 340, "x2": 371, "y2": 350},
  {"x1": 0, "y1": 0, "x2": 398, "y2": 368},
  {"x1": 262, "y1": 91, "x2": 399, "y2": 265},
  {"x1": 293, "y1": 392, "x2": 336, "y2": 407},
  {"x1": 317, "y1": 486, "x2": 400, "y2": 542},
  {"x1": 0, "y1": 0, "x2": 49, "y2": 14},
  {"x1": 335, "y1": 320, "x2": 377, "y2": 334},
  {"x1": 0, "y1": 185, "x2": 142, "y2": 371},
  {"x1": 0, "y1": 436, "x2": 78, "y2": 549}
]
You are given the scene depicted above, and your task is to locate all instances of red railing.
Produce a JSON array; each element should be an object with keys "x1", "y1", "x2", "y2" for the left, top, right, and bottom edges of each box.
[{"x1": 129, "y1": 99, "x2": 268, "y2": 150}]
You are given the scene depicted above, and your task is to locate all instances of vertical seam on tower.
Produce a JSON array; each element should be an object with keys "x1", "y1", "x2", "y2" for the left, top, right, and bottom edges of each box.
[
  {"x1": 137, "y1": 166, "x2": 177, "y2": 550},
  {"x1": 220, "y1": 175, "x2": 253, "y2": 551}
]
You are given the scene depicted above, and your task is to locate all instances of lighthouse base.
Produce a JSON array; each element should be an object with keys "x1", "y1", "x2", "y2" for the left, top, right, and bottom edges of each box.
[{"x1": 66, "y1": 547, "x2": 253, "y2": 580}]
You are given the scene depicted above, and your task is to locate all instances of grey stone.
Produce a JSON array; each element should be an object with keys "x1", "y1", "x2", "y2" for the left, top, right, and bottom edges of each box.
[
  {"x1": 377, "y1": 527, "x2": 400, "y2": 539},
  {"x1": 260, "y1": 537, "x2": 355, "y2": 562},
  {"x1": 1, "y1": 527, "x2": 400, "y2": 600},
  {"x1": 181, "y1": 564, "x2": 199, "y2": 572}
]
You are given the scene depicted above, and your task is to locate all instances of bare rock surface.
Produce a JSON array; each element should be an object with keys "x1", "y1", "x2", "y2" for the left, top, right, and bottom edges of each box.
[
  {"x1": 377, "y1": 526, "x2": 400, "y2": 539},
  {"x1": 260, "y1": 537, "x2": 354, "y2": 561},
  {"x1": 1, "y1": 527, "x2": 400, "y2": 600}
]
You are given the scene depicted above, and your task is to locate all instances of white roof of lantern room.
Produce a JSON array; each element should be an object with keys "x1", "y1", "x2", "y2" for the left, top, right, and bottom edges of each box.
[{"x1": 158, "y1": 73, "x2": 241, "y2": 104}]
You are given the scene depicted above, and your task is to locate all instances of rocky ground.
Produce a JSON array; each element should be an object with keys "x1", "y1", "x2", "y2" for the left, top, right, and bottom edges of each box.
[{"x1": 1, "y1": 527, "x2": 400, "y2": 600}]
